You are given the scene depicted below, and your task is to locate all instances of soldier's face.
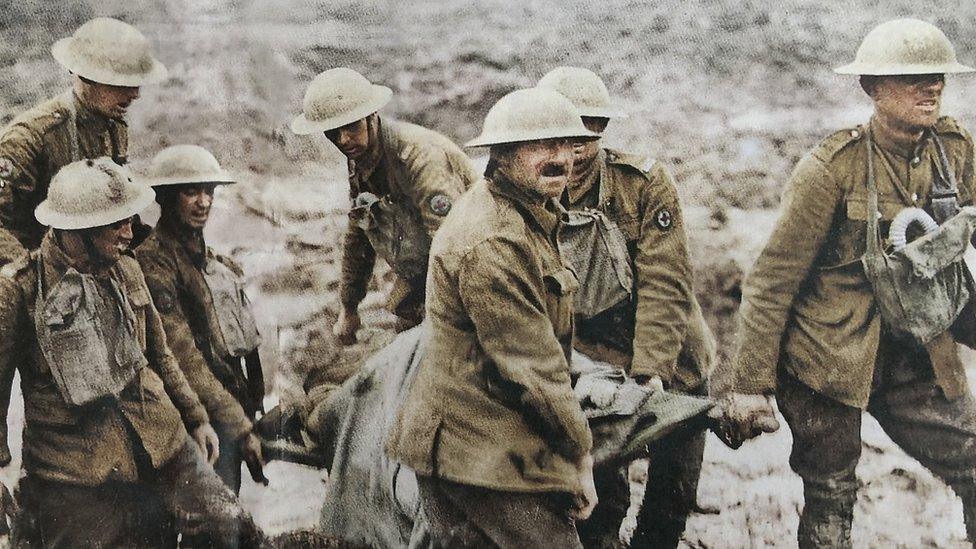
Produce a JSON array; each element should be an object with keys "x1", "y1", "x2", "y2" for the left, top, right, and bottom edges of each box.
[
  {"x1": 508, "y1": 138, "x2": 575, "y2": 198},
  {"x1": 88, "y1": 217, "x2": 133, "y2": 264},
  {"x1": 574, "y1": 117, "x2": 607, "y2": 165},
  {"x1": 175, "y1": 184, "x2": 216, "y2": 230},
  {"x1": 871, "y1": 74, "x2": 945, "y2": 131},
  {"x1": 325, "y1": 117, "x2": 371, "y2": 159},
  {"x1": 76, "y1": 76, "x2": 141, "y2": 119}
]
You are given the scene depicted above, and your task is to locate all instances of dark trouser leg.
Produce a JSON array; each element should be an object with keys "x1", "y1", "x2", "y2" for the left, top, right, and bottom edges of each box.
[
  {"x1": 868, "y1": 341, "x2": 976, "y2": 544},
  {"x1": 630, "y1": 428, "x2": 706, "y2": 549},
  {"x1": 213, "y1": 422, "x2": 244, "y2": 494},
  {"x1": 154, "y1": 437, "x2": 264, "y2": 548},
  {"x1": 631, "y1": 383, "x2": 708, "y2": 549},
  {"x1": 17, "y1": 475, "x2": 173, "y2": 549},
  {"x1": 576, "y1": 466, "x2": 629, "y2": 549},
  {"x1": 777, "y1": 372, "x2": 861, "y2": 549},
  {"x1": 417, "y1": 475, "x2": 583, "y2": 549},
  {"x1": 183, "y1": 423, "x2": 245, "y2": 547}
]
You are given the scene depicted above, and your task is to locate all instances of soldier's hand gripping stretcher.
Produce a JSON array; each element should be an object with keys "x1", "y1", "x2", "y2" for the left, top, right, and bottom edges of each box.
[
  {"x1": 708, "y1": 393, "x2": 780, "y2": 449},
  {"x1": 568, "y1": 454, "x2": 599, "y2": 522}
]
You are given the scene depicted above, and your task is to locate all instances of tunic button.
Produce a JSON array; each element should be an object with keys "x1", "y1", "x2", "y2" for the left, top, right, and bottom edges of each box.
[
  {"x1": 851, "y1": 130, "x2": 860, "y2": 138},
  {"x1": 911, "y1": 192, "x2": 918, "y2": 202},
  {"x1": 911, "y1": 156, "x2": 921, "y2": 167}
]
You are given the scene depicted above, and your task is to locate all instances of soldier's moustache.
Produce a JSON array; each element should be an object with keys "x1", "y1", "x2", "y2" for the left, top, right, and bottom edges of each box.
[{"x1": 540, "y1": 162, "x2": 567, "y2": 177}]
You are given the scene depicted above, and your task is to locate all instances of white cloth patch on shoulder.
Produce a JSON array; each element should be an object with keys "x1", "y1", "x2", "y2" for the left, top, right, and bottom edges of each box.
[
  {"x1": 0, "y1": 157, "x2": 14, "y2": 180},
  {"x1": 654, "y1": 207, "x2": 673, "y2": 230}
]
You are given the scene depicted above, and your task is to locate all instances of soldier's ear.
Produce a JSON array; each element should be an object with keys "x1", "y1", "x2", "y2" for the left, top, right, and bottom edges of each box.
[{"x1": 859, "y1": 75, "x2": 879, "y2": 97}]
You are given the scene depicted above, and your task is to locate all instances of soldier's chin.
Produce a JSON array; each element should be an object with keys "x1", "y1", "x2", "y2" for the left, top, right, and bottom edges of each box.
[{"x1": 538, "y1": 175, "x2": 568, "y2": 197}]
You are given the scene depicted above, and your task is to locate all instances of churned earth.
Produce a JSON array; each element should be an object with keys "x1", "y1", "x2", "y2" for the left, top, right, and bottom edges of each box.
[{"x1": 3, "y1": 0, "x2": 976, "y2": 546}]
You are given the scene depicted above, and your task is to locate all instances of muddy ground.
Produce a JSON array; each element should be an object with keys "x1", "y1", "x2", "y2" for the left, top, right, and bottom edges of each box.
[{"x1": 3, "y1": 1, "x2": 976, "y2": 546}]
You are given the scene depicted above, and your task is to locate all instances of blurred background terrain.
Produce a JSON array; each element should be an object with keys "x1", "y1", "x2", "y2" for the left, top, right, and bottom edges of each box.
[{"x1": 3, "y1": 0, "x2": 976, "y2": 546}]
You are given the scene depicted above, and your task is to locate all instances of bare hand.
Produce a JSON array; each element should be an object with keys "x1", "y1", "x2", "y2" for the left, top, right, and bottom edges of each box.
[
  {"x1": 568, "y1": 454, "x2": 598, "y2": 521},
  {"x1": 709, "y1": 393, "x2": 780, "y2": 449},
  {"x1": 192, "y1": 423, "x2": 220, "y2": 465},
  {"x1": 332, "y1": 307, "x2": 361, "y2": 346}
]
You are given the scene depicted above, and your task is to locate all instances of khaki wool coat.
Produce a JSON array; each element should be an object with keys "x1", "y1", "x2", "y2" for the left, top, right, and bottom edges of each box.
[
  {"x1": 0, "y1": 91, "x2": 128, "y2": 260},
  {"x1": 339, "y1": 118, "x2": 478, "y2": 316},
  {"x1": 568, "y1": 148, "x2": 714, "y2": 390},
  {"x1": 726, "y1": 117, "x2": 976, "y2": 408},
  {"x1": 0, "y1": 233, "x2": 208, "y2": 485},
  {"x1": 386, "y1": 175, "x2": 592, "y2": 495},
  {"x1": 135, "y1": 221, "x2": 254, "y2": 443}
]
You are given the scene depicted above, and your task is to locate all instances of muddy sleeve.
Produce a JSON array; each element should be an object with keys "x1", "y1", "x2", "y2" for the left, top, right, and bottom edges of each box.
[
  {"x1": 0, "y1": 124, "x2": 44, "y2": 259},
  {"x1": 339, "y1": 219, "x2": 376, "y2": 310},
  {"x1": 137, "y1": 250, "x2": 252, "y2": 440},
  {"x1": 404, "y1": 145, "x2": 470, "y2": 235},
  {"x1": 630, "y1": 163, "x2": 694, "y2": 382},
  {"x1": 728, "y1": 154, "x2": 843, "y2": 395},
  {"x1": 457, "y1": 237, "x2": 593, "y2": 462},
  {"x1": 135, "y1": 265, "x2": 210, "y2": 429}
]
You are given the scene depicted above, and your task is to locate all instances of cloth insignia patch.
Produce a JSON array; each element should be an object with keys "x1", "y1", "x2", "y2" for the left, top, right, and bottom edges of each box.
[
  {"x1": 155, "y1": 289, "x2": 176, "y2": 314},
  {"x1": 429, "y1": 194, "x2": 452, "y2": 216},
  {"x1": 654, "y1": 207, "x2": 673, "y2": 230}
]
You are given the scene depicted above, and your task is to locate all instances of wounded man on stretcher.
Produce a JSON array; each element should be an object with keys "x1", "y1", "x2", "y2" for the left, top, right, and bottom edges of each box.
[{"x1": 256, "y1": 326, "x2": 719, "y2": 548}]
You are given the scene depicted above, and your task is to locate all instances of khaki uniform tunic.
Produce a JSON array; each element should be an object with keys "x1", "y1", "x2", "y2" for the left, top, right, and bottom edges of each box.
[
  {"x1": 726, "y1": 117, "x2": 976, "y2": 408},
  {"x1": 387, "y1": 176, "x2": 592, "y2": 495},
  {"x1": 0, "y1": 233, "x2": 208, "y2": 485},
  {"x1": 135, "y1": 222, "x2": 254, "y2": 443},
  {"x1": 0, "y1": 91, "x2": 128, "y2": 260},
  {"x1": 339, "y1": 118, "x2": 478, "y2": 316},
  {"x1": 568, "y1": 149, "x2": 711, "y2": 390}
]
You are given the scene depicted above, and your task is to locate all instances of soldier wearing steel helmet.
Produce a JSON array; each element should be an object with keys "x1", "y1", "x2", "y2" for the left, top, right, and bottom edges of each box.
[
  {"x1": 0, "y1": 158, "x2": 265, "y2": 547},
  {"x1": 386, "y1": 88, "x2": 599, "y2": 547},
  {"x1": 291, "y1": 68, "x2": 478, "y2": 343},
  {"x1": 135, "y1": 145, "x2": 267, "y2": 497},
  {"x1": 538, "y1": 66, "x2": 716, "y2": 549},
  {"x1": 0, "y1": 17, "x2": 164, "y2": 267},
  {"x1": 712, "y1": 18, "x2": 976, "y2": 546}
]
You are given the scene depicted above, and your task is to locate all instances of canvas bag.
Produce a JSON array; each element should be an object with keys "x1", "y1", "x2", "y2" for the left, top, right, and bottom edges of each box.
[
  {"x1": 202, "y1": 255, "x2": 261, "y2": 358},
  {"x1": 861, "y1": 129, "x2": 976, "y2": 343},
  {"x1": 33, "y1": 258, "x2": 144, "y2": 405},
  {"x1": 350, "y1": 191, "x2": 431, "y2": 282},
  {"x1": 560, "y1": 186, "x2": 634, "y2": 319}
]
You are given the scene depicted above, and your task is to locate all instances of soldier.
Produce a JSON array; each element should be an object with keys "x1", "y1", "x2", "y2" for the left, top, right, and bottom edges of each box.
[
  {"x1": 538, "y1": 67, "x2": 716, "y2": 548},
  {"x1": 715, "y1": 19, "x2": 976, "y2": 547},
  {"x1": 290, "y1": 68, "x2": 478, "y2": 343},
  {"x1": 0, "y1": 17, "x2": 164, "y2": 264},
  {"x1": 0, "y1": 158, "x2": 263, "y2": 547},
  {"x1": 135, "y1": 145, "x2": 266, "y2": 494},
  {"x1": 386, "y1": 88, "x2": 599, "y2": 547}
]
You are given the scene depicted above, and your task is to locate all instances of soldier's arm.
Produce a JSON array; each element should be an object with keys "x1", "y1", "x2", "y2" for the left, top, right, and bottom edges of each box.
[
  {"x1": 630, "y1": 163, "x2": 694, "y2": 382},
  {"x1": 338, "y1": 220, "x2": 376, "y2": 311},
  {"x1": 137, "y1": 250, "x2": 253, "y2": 441},
  {"x1": 0, "y1": 276, "x2": 25, "y2": 465},
  {"x1": 0, "y1": 124, "x2": 44, "y2": 259},
  {"x1": 729, "y1": 154, "x2": 844, "y2": 394},
  {"x1": 133, "y1": 265, "x2": 210, "y2": 429},
  {"x1": 403, "y1": 145, "x2": 472, "y2": 234},
  {"x1": 455, "y1": 237, "x2": 593, "y2": 462}
]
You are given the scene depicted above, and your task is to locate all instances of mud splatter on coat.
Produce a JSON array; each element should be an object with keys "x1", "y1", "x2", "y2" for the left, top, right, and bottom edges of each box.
[
  {"x1": 387, "y1": 175, "x2": 591, "y2": 494},
  {"x1": 726, "y1": 117, "x2": 976, "y2": 407},
  {"x1": 0, "y1": 233, "x2": 207, "y2": 485},
  {"x1": 339, "y1": 118, "x2": 477, "y2": 320}
]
